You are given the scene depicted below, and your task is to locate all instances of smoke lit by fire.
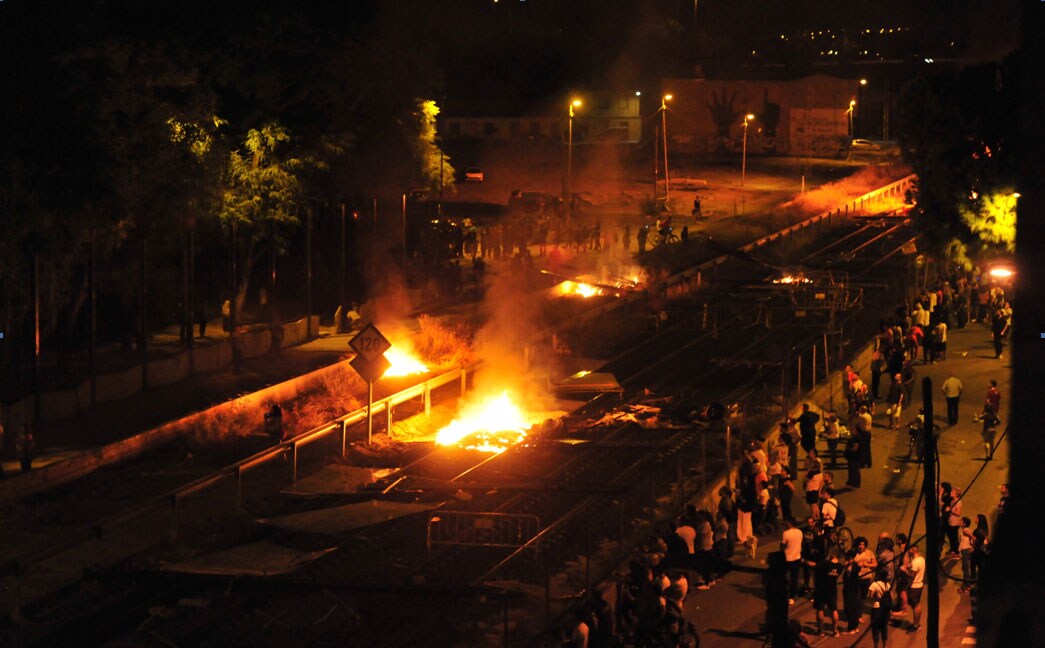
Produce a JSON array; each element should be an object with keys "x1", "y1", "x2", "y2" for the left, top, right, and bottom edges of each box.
[{"x1": 435, "y1": 390, "x2": 541, "y2": 453}]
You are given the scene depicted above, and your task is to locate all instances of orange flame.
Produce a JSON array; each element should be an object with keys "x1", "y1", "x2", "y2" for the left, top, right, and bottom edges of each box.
[
  {"x1": 554, "y1": 280, "x2": 605, "y2": 298},
  {"x1": 435, "y1": 390, "x2": 538, "y2": 453},
  {"x1": 384, "y1": 345, "x2": 430, "y2": 377}
]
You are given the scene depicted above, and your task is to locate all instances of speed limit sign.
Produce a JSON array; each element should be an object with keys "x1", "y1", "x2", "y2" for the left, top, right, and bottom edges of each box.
[{"x1": 349, "y1": 323, "x2": 391, "y2": 362}]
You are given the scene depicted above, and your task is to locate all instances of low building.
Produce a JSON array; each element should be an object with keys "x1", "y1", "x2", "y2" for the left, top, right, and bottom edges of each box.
[
  {"x1": 662, "y1": 74, "x2": 861, "y2": 156},
  {"x1": 443, "y1": 90, "x2": 642, "y2": 144}
]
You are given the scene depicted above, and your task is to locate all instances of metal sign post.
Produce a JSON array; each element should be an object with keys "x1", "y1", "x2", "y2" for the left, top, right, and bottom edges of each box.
[{"x1": 349, "y1": 324, "x2": 392, "y2": 444}]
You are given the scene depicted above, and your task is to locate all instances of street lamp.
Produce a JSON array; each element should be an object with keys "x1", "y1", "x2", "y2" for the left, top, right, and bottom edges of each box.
[
  {"x1": 567, "y1": 98, "x2": 582, "y2": 238},
  {"x1": 741, "y1": 113, "x2": 755, "y2": 188},
  {"x1": 661, "y1": 94, "x2": 673, "y2": 205},
  {"x1": 848, "y1": 99, "x2": 856, "y2": 140}
]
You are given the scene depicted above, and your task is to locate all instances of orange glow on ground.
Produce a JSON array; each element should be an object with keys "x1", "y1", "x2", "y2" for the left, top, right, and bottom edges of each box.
[
  {"x1": 384, "y1": 345, "x2": 430, "y2": 377},
  {"x1": 435, "y1": 390, "x2": 539, "y2": 453}
]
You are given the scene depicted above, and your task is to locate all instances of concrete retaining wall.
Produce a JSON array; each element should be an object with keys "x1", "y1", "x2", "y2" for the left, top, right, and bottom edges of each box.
[
  {"x1": 0, "y1": 357, "x2": 349, "y2": 504},
  {"x1": 1, "y1": 321, "x2": 315, "y2": 434}
]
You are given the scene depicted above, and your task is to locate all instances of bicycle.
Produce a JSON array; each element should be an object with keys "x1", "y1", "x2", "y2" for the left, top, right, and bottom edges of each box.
[
  {"x1": 647, "y1": 227, "x2": 680, "y2": 247},
  {"x1": 906, "y1": 417, "x2": 941, "y2": 462},
  {"x1": 816, "y1": 520, "x2": 854, "y2": 554}
]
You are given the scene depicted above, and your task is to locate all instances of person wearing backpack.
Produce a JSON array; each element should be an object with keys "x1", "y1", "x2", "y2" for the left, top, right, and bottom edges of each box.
[
  {"x1": 868, "y1": 567, "x2": 893, "y2": 647},
  {"x1": 819, "y1": 489, "x2": 844, "y2": 528}
]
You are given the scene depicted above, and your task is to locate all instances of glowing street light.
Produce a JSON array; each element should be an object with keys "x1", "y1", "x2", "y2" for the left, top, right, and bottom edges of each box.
[
  {"x1": 741, "y1": 113, "x2": 755, "y2": 188},
  {"x1": 661, "y1": 94, "x2": 673, "y2": 205},
  {"x1": 567, "y1": 98, "x2": 582, "y2": 237}
]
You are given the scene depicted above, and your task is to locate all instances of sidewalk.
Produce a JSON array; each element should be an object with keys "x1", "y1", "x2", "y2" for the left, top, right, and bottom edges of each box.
[{"x1": 681, "y1": 322, "x2": 1008, "y2": 647}]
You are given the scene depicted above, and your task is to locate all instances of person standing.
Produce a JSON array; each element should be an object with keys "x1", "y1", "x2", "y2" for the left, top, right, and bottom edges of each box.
[
  {"x1": 886, "y1": 374, "x2": 904, "y2": 431},
  {"x1": 981, "y1": 409, "x2": 1001, "y2": 459},
  {"x1": 870, "y1": 347, "x2": 885, "y2": 400},
  {"x1": 991, "y1": 306, "x2": 1010, "y2": 359},
  {"x1": 637, "y1": 224, "x2": 648, "y2": 253},
  {"x1": 809, "y1": 546, "x2": 845, "y2": 636},
  {"x1": 797, "y1": 403, "x2": 820, "y2": 457},
  {"x1": 842, "y1": 551, "x2": 863, "y2": 634},
  {"x1": 932, "y1": 319, "x2": 948, "y2": 362},
  {"x1": 804, "y1": 458, "x2": 824, "y2": 521},
  {"x1": 902, "y1": 544, "x2": 926, "y2": 633},
  {"x1": 17, "y1": 424, "x2": 36, "y2": 472},
  {"x1": 941, "y1": 373, "x2": 964, "y2": 426},
  {"x1": 868, "y1": 568, "x2": 893, "y2": 648},
  {"x1": 822, "y1": 413, "x2": 841, "y2": 469},
  {"x1": 844, "y1": 431, "x2": 862, "y2": 488},
  {"x1": 985, "y1": 380, "x2": 1002, "y2": 418},
  {"x1": 958, "y1": 516, "x2": 975, "y2": 591},
  {"x1": 264, "y1": 404, "x2": 285, "y2": 442},
  {"x1": 782, "y1": 519, "x2": 805, "y2": 604}
]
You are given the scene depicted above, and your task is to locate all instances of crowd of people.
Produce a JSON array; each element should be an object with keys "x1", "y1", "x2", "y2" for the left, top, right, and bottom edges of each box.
[{"x1": 558, "y1": 266, "x2": 1011, "y2": 647}]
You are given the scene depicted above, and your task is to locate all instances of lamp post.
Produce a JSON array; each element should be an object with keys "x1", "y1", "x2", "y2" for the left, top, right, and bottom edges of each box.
[
  {"x1": 567, "y1": 98, "x2": 582, "y2": 238},
  {"x1": 741, "y1": 113, "x2": 755, "y2": 188},
  {"x1": 661, "y1": 94, "x2": 672, "y2": 206},
  {"x1": 848, "y1": 99, "x2": 856, "y2": 140},
  {"x1": 857, "y1": 79, "x2": 866, "y2": 138}
]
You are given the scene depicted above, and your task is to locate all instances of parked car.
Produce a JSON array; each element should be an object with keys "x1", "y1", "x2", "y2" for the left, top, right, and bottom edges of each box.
[{"x1": 464, "y1": 166, "x2": 485, "y2": 183}]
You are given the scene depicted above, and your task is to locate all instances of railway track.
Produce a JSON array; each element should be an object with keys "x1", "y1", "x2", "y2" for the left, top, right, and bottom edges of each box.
[{"x1": 4, "y1": 198, "x2": 919, "y2": 647}]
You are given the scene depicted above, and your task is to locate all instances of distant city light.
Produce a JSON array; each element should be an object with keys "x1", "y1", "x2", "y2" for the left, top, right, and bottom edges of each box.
[
  {"x1": 635, "y1": 91, "x2": 641, "y2": 96},
  {"x1": 989, "y1": 267, "x2": 1014, "y2": 278}
]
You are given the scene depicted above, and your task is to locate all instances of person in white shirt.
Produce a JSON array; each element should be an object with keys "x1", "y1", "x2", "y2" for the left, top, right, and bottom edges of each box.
[
  {"x1": 782, "y1": 519, "x2": 805, "y2": 603},
  {"x1": 941, "y1": 373, "x2": 964, "y2": 425},
  {"x1": 903, "y1": 544, "x2": 926, "y2": 632}
]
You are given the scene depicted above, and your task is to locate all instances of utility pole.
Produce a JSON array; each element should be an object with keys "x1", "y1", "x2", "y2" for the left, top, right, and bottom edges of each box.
[{"x1": 922, "y1": 376, "x2": 940, "y2": 648}]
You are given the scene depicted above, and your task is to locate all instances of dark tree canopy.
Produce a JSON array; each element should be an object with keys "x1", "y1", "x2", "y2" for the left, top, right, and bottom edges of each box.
[{"x1": 896, "y1": 56, "x2": 1018, "y2": 265}]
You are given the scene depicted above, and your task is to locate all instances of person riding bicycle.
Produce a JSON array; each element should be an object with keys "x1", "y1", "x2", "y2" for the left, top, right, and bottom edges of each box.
[{"x1": 657, "y1": 215, "x2": 673, "y2": 239}]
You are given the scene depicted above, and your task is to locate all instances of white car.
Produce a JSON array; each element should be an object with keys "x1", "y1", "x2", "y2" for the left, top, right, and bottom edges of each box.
[{"x1": 464, "y1": 166, "x2": 485, "y2": 183}]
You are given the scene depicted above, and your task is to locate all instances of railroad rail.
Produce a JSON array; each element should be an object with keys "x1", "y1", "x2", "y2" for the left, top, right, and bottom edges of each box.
[{"x1": 4, "y1": 176, "x2": 919, "y2": 647}]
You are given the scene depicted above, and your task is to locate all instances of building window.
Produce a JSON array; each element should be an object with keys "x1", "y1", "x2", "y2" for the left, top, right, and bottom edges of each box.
[
  {"x1": 619, "y1": 98, "x2": 630, "y2": 110},
  {"x1": 619, "y1": 121, "x2": 629, "y2": 128}
]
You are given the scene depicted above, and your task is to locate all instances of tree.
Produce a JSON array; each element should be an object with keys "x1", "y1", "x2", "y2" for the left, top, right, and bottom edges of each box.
[
  {"x1": 896, "y1": 58, "x2": 1017, "y2": 266},
  {"x1": 414, "y1": 100, "x2": 455, "y2": 192},
  {"x1": 220, "y1": 124, "x2": 311, "y2": 317}
]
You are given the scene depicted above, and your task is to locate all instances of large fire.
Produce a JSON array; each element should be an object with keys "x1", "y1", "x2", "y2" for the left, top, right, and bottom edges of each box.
[
  {"x1": 435, "y1": 390, "x2": 540, "y2": 453},
  {"x1": 554, "y1": 280, "x2": 605, "y2": 298},
  {"x1": 384, "y1": 345, "x2": 430, "y2": 377}
]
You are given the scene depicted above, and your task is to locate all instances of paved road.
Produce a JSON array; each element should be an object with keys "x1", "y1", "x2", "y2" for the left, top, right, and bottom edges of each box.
[{"x1": 681, "y1": 322, "x2": 1007, "y2": 647}]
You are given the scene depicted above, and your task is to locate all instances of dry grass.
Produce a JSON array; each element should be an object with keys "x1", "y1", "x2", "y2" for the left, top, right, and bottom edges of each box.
[
  {"x1": 186, "y1": 321, "x2": 477, "y2": 450},
  {"x1": 416, "y1": 314, "x2": 478, "y2": 367}
]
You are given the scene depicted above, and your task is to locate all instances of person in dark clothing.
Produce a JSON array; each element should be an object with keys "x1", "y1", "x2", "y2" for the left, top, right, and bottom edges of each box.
[
  {"x1": 264, "y1": 404, "x2": 285, "y2": 442},
  {"x1": 637, "y1": 225, "x2": 649, "y2": 252},
  {"x1": 17, "y1": 424, "x2": 36, "y2": 472},
  {"x1": 842, "y1": 552, "x2": 864, "y2": 633},
  {"x1": 991, "y1": 310, "x2": 1009, "y2": 359},
  {"x1": 797, "y1": 403, "x2": 821, "y2": 455},
  {"x1": 844, "y1": 433, "x2": 862, "y2": 488},
  {"x1": 870, "y1": 347, "x2": 885, "y2": 400}
]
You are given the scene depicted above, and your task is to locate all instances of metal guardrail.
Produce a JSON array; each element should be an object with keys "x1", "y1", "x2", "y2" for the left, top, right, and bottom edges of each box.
[
  {"x1": 2, "y1": 365, "x2": 470, "y2": 578},
  {"x1": 3, "y1": 175, "x2": 918, "y2": 585}
]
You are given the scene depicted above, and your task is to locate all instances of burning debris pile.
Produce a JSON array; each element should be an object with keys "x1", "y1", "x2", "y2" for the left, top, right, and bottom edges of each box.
[
  {"x1": 547, "y1": 266, "x2": 646, "y2": 299},
  {"x1": 435, "y1": 390, "x2": 550, "y2": 453}
]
